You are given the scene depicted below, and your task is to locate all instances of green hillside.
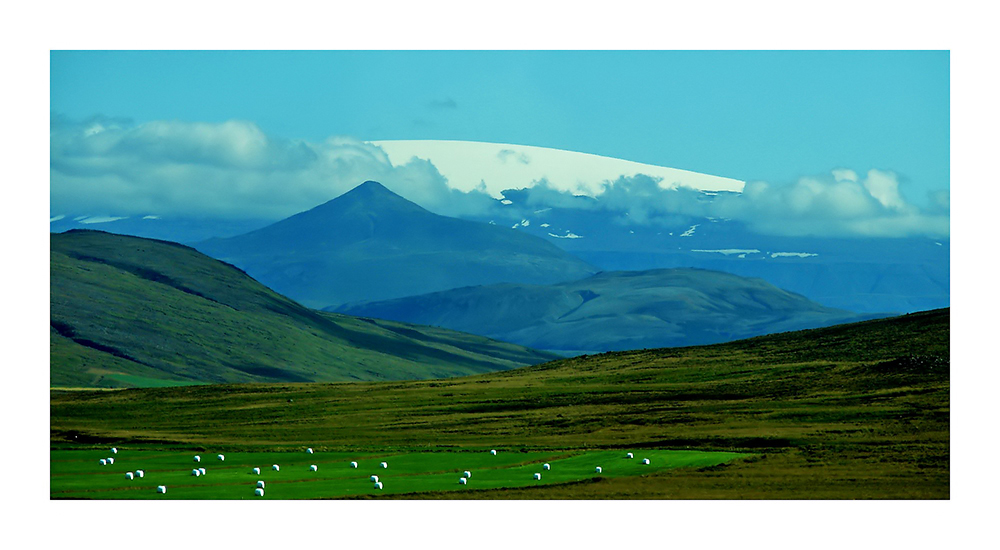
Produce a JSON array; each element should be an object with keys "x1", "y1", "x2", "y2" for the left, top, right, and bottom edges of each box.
[
  {"x1": 51, "y1": 309, "x2": 948, "y2": 498},
  {"x1": 50, "y1": 230, "x2": 558, "y2": 389}
]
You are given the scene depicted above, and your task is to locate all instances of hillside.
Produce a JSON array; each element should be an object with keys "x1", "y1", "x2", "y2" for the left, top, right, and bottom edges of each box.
[
  {"x1": 50, "y1": 309, "x2": 948, "y2": 498},
  {"x1": 194, "y1": 181, "x2": 598, "y2": 308},
  {"x1": 50, "y1": 230, "x2": 557, "y2": 388},
  {"x1": 335, "y1": 268, "x2": 886, "y2": 354}
]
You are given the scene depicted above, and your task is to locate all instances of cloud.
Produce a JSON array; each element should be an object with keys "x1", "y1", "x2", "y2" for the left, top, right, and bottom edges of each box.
[
  {"x1": 50, "y1": 115, "x2": 494, "y2": 221},
  {"x1": 426, "y1": 97, "x2": 458, "y2": 109},
  {"x1": 50, "y1": 116, "x2": 949, "y2": 239},
  {"x1": 493, "y1": 170, "x2": 949, "y2": 239}
]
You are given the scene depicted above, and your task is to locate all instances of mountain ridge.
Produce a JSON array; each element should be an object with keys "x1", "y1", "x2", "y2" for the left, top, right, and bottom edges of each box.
[
  {"x1": 195, "y1": 181, "x2": 599, "y2": 308},
  {"x1": 334, "y1": 266, "x2": 889, "y2": 354}
]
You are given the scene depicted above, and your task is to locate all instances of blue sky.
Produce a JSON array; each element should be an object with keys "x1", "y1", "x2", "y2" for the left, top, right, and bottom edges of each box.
[{"x1": 51, "y1": 50, "x2": 949, "y2": 207}]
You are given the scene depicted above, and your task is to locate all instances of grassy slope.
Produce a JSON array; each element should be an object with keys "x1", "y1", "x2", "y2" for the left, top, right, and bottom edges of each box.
[
  {"x1": 50, "y1": 230, "x2": 557, "y2": 388},
  {"x1": 51, "y1": 309, "x2": 949, "y2": 498}
]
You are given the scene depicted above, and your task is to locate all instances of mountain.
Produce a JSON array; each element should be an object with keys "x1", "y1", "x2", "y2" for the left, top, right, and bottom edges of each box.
[
  {"x1": 457, "y1": 190, "x2": 949, "y2": 314},
  {"x1": 50, "y1": 230, "x2": 558, "y2": 389},
  {"x1": 48, "y1": 215, "x2": 271, "y2": 245},
  {"x1": 334, "y1": 267, "x2": 887, "y2": 355},
  {"x1": 193, "y1": 181, "x2": 599, "y2": 308}
]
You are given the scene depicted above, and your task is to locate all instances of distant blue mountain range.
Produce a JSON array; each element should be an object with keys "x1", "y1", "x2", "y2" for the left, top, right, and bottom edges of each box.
[{"x1": 334, "y1": 267, "x2": 887, "y2": 355}]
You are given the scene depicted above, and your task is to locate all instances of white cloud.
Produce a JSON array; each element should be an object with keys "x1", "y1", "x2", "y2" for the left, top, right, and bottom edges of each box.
[
  {"x1": 832, "y1": 168, "x2": 858, "y2": 182},
  {"x1": 50, "y1": 116, "x2": 494, "y2": 221},
  {"x1": 50, "y1": 117, "x2": 949, "y2": 239},
  {"x1": 862, "y1": 169, "x2": 909, "y2": 212},
  {"x1": 497, "y1": 170, "x2": 949, "y2": 239}
]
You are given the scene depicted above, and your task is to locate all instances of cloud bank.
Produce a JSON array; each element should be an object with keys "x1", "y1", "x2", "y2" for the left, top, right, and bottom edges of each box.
[
  {"x1": 50, "y1": 115, "x2": 492, "y2": 220},
  {"x1": 51, "y1": 116, "x2": 948, "y2": 238},
  {"x1": 496, "y1": 171, "x2": 949, "y2": 238}
]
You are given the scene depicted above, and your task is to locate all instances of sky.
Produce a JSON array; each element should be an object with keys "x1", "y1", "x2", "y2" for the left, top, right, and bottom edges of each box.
[
  {"x1": 51, "y1": 50, "x2": 949, "y2": 208},
  {"x1": 48, "y1": 50, "x2": 951, "y2": 239}
]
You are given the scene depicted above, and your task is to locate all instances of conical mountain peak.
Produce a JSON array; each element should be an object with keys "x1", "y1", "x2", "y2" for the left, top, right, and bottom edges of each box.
[{"x1": 309, "y1": 180, "x2": 428, "y2": 215}]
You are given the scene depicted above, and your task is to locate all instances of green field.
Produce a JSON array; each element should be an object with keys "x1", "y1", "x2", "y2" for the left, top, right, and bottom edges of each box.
[
  {"x1": 50, "y1": 448, "x2": 744, "y2": 499},
  {"x1": 51, "y1": 309, "x2": 949, "y2": 499}
]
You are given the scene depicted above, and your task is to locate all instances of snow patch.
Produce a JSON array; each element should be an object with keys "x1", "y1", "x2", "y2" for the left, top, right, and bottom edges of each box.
[
  {"x1": 520, "y1": 219, "x2": 530, "y2": 227},
  {"x1": 500, "y1": 199, "x2": 513, "y2": 205},
  {"x1": 692, "y1": 249, "x2": 761, "y2": 256},
  {"x1": 79, "y1": 216, "x2": 129, "y2": 224},
  {"x1": 533, "y1": 208, "x2": 551, "y2": 214},
  {"x1": 549, "y1": 232, "x2": 583, "y2": 239},
  {"x1": 680, "y1": 224, "x2": 699, "y2": 237},
  {"x1": 50, "y1": 215, "x2": 65, "y2": 223},
  {"x1": 142, "y1": 215, "x2": 160, "y2": 220},
  {"x1": 540, "y1": 223, "x2": 550, "y2": 228},
  {"x1": 770, "y1": 252, "x2": 818, "y2": 258}
]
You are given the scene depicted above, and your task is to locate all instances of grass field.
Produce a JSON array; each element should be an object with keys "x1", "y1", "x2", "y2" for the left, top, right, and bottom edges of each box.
[
  {"x1": 50, "y1": 448, "x2": 745, "y2": 499},
  {"x1": 51, "y1": 309, "x2": 949, "y2": 499}
]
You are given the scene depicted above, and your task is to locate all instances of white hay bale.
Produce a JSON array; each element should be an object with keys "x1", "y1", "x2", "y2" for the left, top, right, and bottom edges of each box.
[
  {"x1": 257, "y1": 480, "x2": 265, "y2": 489},
  {"x1": 136, "y1": 470, "x2": 144, "y2": 478},
  {"x1": 626, "y1": 452, "x2": 633, "y2": 459},
  {"x1": 194, "y1": 455, "x2": 201, "y2": 462},
  {"x1": 374, "y1": 482, "x2": 383, "y2": 490},
  {"x1": 272, "y1": 464, "x2": 280, "y2": 471},
  {"x1": 490, "y1": 449, "x2": 497, "y2": 456},
  {"x1": 199, "y1": 467, "x2": 206, "y2": 475},
  {"x1": 380, "y1": 462, "x2": 388, "y2": 469},
  {"x1": 642, "y1": 458, "x2": 650, "y2": 465},
  {"x1": 192, "y1": 469, "x2": 201, "y2": 476},
  {"x1": 306, "y1": 448, "x2": 314, "y2": 454},
  {"x1": 459, "y1": 477, "x2": 467, "y2": 485},
  {"x1": 595, "y1": 466, "x2": 602, "y2": 473},
  {"x1": 157, "y1": 485, "x2": 167, "y2": 494},
  {"x1": 463, "y1": 470, "x2": 472, "y2": 478},
  {"x1": 543, "y1": 463, "x2": 550, "y2": 471},
  {"x1": 217, "y1": 454, "x2": 225, "y2": 461},
  {"x1": 99, "y1": 459, "x2": 107, "y2": 466},
  {"x1": 252, "y1": 467, "x2": 260, "y2": 475},
  {"x1": 309, "y1": 465, "x2": 318, "y2": 472},
  {"x1": 125, "y1": 472, "x2": 134, "y2": 480},
  {"x1": 107, "y1": 457, "x2": 115, "y2": 465},
  {"x1": 111, "y1": 447, "x2": 118, "y2": 454},
  {"x1": 370, "y1": 475, "x2": 379, "y2": 483},
  {"x1": 255, "y1": 488, "x2": 264, "y2": 497},
  {"x1": 350, "y1": 461, "x2": 358, "y2": 468},
  {"x1": 533, "y1": 473, "x2": 542, "y2": 480}
]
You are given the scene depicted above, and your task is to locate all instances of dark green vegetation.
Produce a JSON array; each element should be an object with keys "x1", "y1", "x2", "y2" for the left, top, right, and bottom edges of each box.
[
  {"x1": 195, "y1": 181, "x2": 597, "y2": 308},
  {"x1": 51, "y1": 448, "x2": 743, "y2": 499},
  {"x1": 51, "y1": 309, "x2": 949, "y2": 498},
  {"x1": 336, "y1": 267, "x2": 885, "y2": 354},
  {"x1": 51, "y1": 230, "x2": 557, "y2": 389}
]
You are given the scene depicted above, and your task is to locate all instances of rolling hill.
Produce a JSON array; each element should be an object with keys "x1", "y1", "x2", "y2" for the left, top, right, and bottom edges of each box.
[
  {"x1": 334, "y1": 268, "x2": 886, "y2": 354},
  {"x1": 194, "y1": 181, "x2": 598, "y2": 308},
  {"x1": 50, "y1": 230, "x2": 558, "y2": 388}
]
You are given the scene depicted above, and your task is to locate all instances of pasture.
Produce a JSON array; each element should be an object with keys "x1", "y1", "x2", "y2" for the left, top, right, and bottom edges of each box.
[{"x1": 50, "y1": 448, "x2": 745, "y2": 499}]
